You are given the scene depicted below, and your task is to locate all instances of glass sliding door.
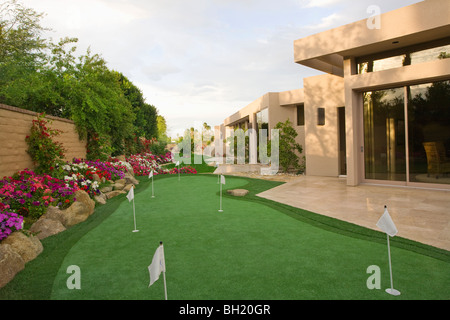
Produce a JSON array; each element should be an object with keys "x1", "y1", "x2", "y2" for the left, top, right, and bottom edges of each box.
[
  {"x1": 408, "y1": 80, "x2": 450, "y2": 184},
  {"x1": 363, "y1": 88, "x2": 406, "y2": 182},
  {"x1": 362, "y1": 80, "x2": 450, "y2": 186}
]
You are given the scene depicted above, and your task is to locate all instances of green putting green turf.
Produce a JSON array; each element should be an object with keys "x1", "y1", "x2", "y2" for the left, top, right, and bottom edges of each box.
[{"x1": 1, "y1": 174, "x2": 449, "y2": 300}]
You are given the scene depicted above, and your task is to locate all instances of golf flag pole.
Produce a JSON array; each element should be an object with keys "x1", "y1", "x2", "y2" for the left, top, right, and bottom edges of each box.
[
  {"x1": 176, "y1": 160, "x2": 180, "y2": 181},
  {"x1": 148, "y1": 241, "x2": 167, "y2": 300},
  {"x1": 218, "y1": 175, "x2": 225, "y2": 212},
  {"x1": 376, "y1": 205, "x2": 400, "y2": 296},
  {"x1": 216, "y1": 162, "x2": 220, "y2": 184},
  {"x1": 127, "y1": 186, "x2": 138, "y2": 232},
  {"x1": 149, "y1": 169, "x2": 155, "y2": 198}
]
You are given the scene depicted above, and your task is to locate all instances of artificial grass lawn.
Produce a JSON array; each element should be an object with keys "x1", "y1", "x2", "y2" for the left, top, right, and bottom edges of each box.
[{"x1": 1, "y1": 174, "x2": 449, "y2": 300}]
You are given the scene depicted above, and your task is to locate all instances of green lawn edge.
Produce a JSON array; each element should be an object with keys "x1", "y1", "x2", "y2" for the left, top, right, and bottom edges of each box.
[
  {"x1": 0, "y1": 175, "x2": 153, "y2": 300},
  {"x1": 217, "y1": 174, "x2": 450, "y2": 263},
  {"x1": 1, "y1": 172, "x2": 448, "y2": 300}
]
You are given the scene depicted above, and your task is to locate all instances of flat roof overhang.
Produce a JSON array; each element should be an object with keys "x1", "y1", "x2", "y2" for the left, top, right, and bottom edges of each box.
[
  {"x1": 294, "y1": 0, "x2": 450, "y2": 75},
  {"x1": 225, "y1": 115, "x2": 250, "y2": 128}
]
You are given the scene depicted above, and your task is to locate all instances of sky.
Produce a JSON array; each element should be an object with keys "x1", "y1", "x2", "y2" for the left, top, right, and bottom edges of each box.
[{"x1": 19, "y1": 0, "x2": 421, "y2": 138}]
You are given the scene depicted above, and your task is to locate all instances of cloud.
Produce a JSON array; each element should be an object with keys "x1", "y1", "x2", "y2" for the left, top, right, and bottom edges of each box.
[
  {"x1": 304, "y1": 12, "x2": 343, "y2": 30},
  {"x1": 299, "y1": 0, "x2": 347, "y2": 8},
  {"x1": 141, "y1": 63, "x2": 181, "y2": 81},
  {"x1": 18, "y1": 0, "x2": 422, "y2": 137}
]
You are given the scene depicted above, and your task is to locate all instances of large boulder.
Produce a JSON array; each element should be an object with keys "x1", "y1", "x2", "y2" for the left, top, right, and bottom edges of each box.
[
  {"x1": 29, "y1": 218, "x2": 66, "y2": 240},
  {"x1": 112, "y1": 182, "x2": 125, "y2": 191},
  {"x1": 73, "y1": 190, "x2": 95, "y2": 216},
  {"x1": 63, "y1": 201, "x2": 91, "y2": 227},
  {"x1": 58, "y1": 190, "x2": 95, "y2": 227},
  {"x1": 1, "y1": 231, "x2": 43, "y2": 263},
  {"x1": 123, "y1": 184, "x2": 134, "y2": 193},
  {"x1": 124, "y1": 173, "x2": 139, "y2": 185},
  {"x1": 42, "y1": 205, "x2": 68, "y2": 226},
  {"x1": 94, "y1": 192, "x2": 107, "y2": 205},
  {"x1": 0, "y1": 243, "x2": 25, "y2": 288},
  {"x1": 105, "y1": 190, "x2": 126, "y2": 199},
  {"x1": 100, "y1": 186, "x2": 113, "y2": 193}
]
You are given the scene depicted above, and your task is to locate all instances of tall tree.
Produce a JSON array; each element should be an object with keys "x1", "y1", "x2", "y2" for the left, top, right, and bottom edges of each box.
[
  {"x1": 115, "y1": 72, "x2": 158, "y2": 139},
  {"x1": 0, "y1": 0, "x2": 163, "y2": 158}
]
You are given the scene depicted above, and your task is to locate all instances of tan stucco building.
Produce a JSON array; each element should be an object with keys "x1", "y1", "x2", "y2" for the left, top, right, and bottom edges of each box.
[{"x1": 220, "y1": 0, "x2": 450, "y2": 189}]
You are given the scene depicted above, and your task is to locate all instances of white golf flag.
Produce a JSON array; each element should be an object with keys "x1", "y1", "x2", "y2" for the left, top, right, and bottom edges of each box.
[
  {"x1": 176, "y1": 161, "x2": 180, "y2": 166},
  {"x1": 149, "y1": 170, "x2": 153, "y2": 179},
  {"x1": 148, "y1": 244, "x2": 166, "y2": 287},
  {"x1": 376, "y1": 207, "x2": 398, "y2": 237},
  {"x1": 221, "y1": 175, "x2": 226, "y2": 185},
  {"x1": 126, "y1": 186, "x2": 134, "y2": 202}
]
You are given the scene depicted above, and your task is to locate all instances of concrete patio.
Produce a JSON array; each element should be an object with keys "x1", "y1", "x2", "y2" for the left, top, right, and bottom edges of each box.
[{"x1": 254, "y1": 175, "x2": 450, "y2": 251}]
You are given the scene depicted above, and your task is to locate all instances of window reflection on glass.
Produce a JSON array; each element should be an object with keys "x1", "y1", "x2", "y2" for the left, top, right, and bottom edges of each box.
[
  {"x1": 256, "y1": 108, "x2": 269, "y2": 132},
  {"x1": 408, "y1": 80, "x2": 450, "y2": 184},
  {"x1": 363, "y1": 80, "x2": 450, "y2": 184},
  {"x1": 373, "y1": 55, "x2": 405, "y2": 72},
  {"x1": 357, "y1": 42, "x2": 450, "y2": 74},
  {"x1": 410, "y1": 44, "x2": 450, "y2": 65},
  {"x1": 363, "y1": 88, "x2": 406, "y2": 181}
]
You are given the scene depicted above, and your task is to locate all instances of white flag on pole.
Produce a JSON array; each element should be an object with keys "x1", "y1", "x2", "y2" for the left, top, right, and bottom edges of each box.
[
  {"x1": 376, "y1": 206, "x2": 398, "y2": 237},
  {"x1": 148, "y1": 243, "x2": 166, "y2": 287},
  {"x1": 149, "y1": 170, "x2": 153, "y2": 179},
  {"x1": 221, "y1": 175, "x2": 226, "y2": 185},
  {"x1": 176, "y1": 161, "x2": 180, "y2": 166},
  {"x1": 126, "y1": 186, "x2": 134, "y2": 202}
]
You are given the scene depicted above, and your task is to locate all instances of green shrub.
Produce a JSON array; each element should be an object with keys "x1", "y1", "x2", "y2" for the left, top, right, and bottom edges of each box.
[
  {"x1": 274, "y1": 119, "x2": 304, "y2": 173},
  {"x1": 25, "y1": 113, "x2": 66, "y2": 173}
]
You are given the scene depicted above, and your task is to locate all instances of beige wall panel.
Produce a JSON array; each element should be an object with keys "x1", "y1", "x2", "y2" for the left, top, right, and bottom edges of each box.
[
  {"x1": 0, "y1": 104, "x2": 86, "y2": 178},
  {"x1": 304, "y1": 74, "x2": 345, "y2": 177}
]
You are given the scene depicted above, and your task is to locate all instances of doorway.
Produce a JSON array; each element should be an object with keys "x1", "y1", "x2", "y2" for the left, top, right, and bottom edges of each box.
[
  {"x1": 362, "y1": 80, "x2": 450, "y2": 186},
  {"x1": 338, "y1": 107, "x2": 347, "y2": 176}
]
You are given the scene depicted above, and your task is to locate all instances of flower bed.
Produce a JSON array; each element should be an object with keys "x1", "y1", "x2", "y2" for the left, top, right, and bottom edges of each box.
[
  {"x1": 0, "y1": 170, "x2": 77, "y2": 230},
  {"x1": 0, "y1": 204, "x2": 24, "y2": 241},
  {"x1": 120, "y1": 152, "x2": 169, "y2": 176},
  {"x1": 0, "y1": 151, "x2": 197, "y2": 242},
  {"x1": 72, "y1": 159, "x2": 126, "y2": 181}
]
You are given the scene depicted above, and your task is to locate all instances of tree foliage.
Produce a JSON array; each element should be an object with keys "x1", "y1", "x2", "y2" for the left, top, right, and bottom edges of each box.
[
  {"x1": 0, "y1": 0, "x2": 168, "y2": 158},
  {"x1": 274, "y1": 119, "x2": 304, "y2": 172}
]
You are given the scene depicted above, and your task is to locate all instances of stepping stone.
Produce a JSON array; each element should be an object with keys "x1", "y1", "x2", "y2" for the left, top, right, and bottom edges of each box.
[{"x1": 227, "y1": 189, "x2": 249, "y2": 197}]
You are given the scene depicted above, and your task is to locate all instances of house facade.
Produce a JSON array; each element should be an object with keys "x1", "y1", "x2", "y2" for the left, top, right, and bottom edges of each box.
[{"x1": 221, "y1": 0, "x2": 450, "y2": 189}]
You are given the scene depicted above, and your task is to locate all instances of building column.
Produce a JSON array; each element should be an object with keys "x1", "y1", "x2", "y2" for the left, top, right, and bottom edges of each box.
[{"x1": 344, "y1": 58, "x2": 361, "y2": 186}]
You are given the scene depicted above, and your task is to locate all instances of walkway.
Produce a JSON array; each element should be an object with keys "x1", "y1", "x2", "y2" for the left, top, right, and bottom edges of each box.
[{"x1": 230, "y1": 172, "x2": 450, "y2": 251}]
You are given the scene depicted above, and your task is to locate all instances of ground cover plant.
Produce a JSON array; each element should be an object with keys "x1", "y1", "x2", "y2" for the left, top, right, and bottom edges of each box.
[{"x1": 1, "y1": 174, "x2": 448, "y2": 300}]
